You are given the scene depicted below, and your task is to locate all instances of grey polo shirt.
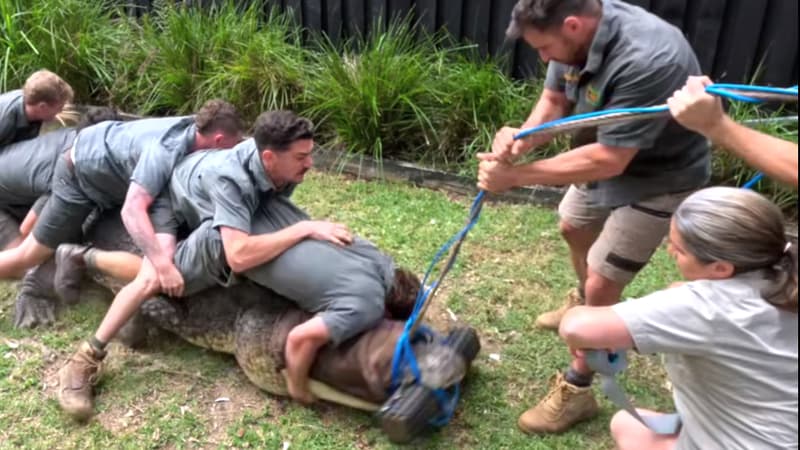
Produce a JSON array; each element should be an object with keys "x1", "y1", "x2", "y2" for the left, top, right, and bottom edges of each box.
[
  {"x1": 71, "y1": 116, "x2": 196, "y2": 209},
  {"x1": 0, "y1": 127, "x2": 75, "y2": 208},
  {"x1": 164, "y1": 138, "x2": 293, "y2": 232},
  {"x1": 0, "y1": 90, "x2": 42, "y2": 148},
  {"x1": 613, "y1": 273, "x2": 798, "y2": 449},
  {"x1": 544, "y1": 0, "x2": 710, "y2": 207}
]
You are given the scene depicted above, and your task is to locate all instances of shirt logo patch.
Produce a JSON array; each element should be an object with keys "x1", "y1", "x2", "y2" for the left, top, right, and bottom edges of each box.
[
  {"x1": 563, "y1": 72, "x2": 580, "y2": 84},
  {"x1": 585, "y1": 85, "x2": 602, "y2": 107}
]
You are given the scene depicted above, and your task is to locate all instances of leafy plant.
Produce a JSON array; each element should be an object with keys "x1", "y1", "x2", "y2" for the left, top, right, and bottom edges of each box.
[
  {"x1": 0, "y1": 0, "x2": 128, "y2": 102},
  {"x1": 302, "y1": 17, "x2": 443, "y2": 163}
]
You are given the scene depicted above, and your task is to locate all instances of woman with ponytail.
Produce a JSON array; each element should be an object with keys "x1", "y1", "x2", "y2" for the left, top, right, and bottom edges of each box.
[{"x1": 558, "y1": 186, "x2": 798, "y2": 450}]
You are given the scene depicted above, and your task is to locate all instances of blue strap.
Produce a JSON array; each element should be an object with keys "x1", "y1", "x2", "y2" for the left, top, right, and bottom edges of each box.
[{"x1": 585, "y1": 350, "x2": 682, "y2": 435}]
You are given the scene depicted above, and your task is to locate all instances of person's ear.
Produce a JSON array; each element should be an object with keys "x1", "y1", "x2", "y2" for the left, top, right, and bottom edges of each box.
[
  {"x1": 710, "y1": 261, "x2": 735, "y2": 279},
  {"x1": 212, "y1": 132, "x2": 225, "y2": 147},
  {"x1": 563, "y1": 16, "x2": 581, "y2": 34}
]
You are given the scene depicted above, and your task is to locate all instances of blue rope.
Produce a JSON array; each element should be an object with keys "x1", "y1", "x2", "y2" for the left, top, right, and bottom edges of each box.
[
  {"x1": 387, "y1": 82, "x2": 796, "y2": 428},
  {"x1": 388, "y1": 192, "x2": 484, "y2": 426}
]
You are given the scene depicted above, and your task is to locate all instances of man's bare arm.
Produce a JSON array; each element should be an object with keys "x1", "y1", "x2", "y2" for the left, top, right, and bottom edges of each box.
[
  {"x1": 703, "y1": 117, "x2": 798, "y2": 187},
  {"x1": 220, "y1": 221, "x2": 353, "y2": 273},
  {"x1": 478, "y1": 143, "x2": 638, "y2": 192},
  {"x1": 493, "y1": 88, "x2": 571, "y2": 161},
  {"x1": 121, "y1": 183, "x2": 184, "y2": 296},
  {"x1": 668, "y1": 75, "x2": 798, "y2": 188},
  {"x1": 559, "y1": 306, "x2": 635, "y2": 351}
]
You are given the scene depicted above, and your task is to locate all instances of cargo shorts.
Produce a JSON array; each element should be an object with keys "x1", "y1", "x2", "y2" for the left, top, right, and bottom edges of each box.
[{"x1": 558, "y1": 184, "x2": 693, "y2": 284}]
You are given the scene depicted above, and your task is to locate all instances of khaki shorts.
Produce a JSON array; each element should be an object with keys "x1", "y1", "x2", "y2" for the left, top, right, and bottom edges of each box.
[
  {"x1": 558, "y1": 185, "x2": 693, "y2": 284},
  {"x1": 173, "y1": 220, "x2": 238, "y2": 296}
]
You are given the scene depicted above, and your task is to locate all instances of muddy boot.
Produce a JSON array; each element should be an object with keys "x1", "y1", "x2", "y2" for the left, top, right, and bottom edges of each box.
[
  {"x1": 57, "y1": 342, "x2": 105, "y2": 421},
  {"x1": 535, "y1": 288, "x2": 584, "y2": 331},
  {"x1": 54, "y1": 244, "x2": 90, "y2": 305},
  {"x1": 517, "y1": 372, "x2": 598, "y2": 434}
]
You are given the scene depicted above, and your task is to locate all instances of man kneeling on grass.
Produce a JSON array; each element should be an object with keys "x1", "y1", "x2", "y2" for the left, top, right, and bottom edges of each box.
[{"x1": 57, "y1": 110, "x2": 400, "y2": 419}]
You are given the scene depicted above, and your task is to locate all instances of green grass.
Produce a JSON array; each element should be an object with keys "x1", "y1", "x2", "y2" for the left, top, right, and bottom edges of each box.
[{"x1": 0, "y1": 172, "x2": 680, "y2": 449}]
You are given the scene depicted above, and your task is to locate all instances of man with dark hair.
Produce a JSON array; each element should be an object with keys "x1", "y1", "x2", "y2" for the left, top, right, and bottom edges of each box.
[
  {"x1": 0, "y1": 106, "x2": 121, "y2": 250},
  {"x1": 0, "y1": 69, "x2": 74, "y2": 148},
  {"x1": 0, "y1": 99, "x2": 244, "y2": 295},
  {"x1": 57, "y1": 110, "x2": 395, "y2": 419},
  {"x1": 478, "y1": 0, "x2": 710, "y2": 434}
]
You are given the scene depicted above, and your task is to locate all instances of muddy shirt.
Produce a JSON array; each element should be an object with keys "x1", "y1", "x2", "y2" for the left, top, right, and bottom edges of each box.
[
  {"x1": 543, "y1": 0, "x2": 710, "y2": 207},
  {"x1": 0, "y1": 90, "x2": 41, "y2": 148},
  {"x1": 71, "y1": 116, "x2": 196, "y2": 209},
  {"x1": 613, "y1": 273, "x2": 798, "y2": 450},
  {"x1": 0, "y1": 127, "x2": 75, "y2": 208}
]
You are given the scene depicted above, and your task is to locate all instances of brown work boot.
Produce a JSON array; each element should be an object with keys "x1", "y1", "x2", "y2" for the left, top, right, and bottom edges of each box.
[
  {"x1": 517, "y1": 372, "x2": 598, "y2": 434},
  {"x1": 535, "y1": 288, "x2": 584, "y2": 331},
  {"x1": 57, "y1": 341, "x2": 105, "y2": 421},
  {"x1": 54, "y1": 243, "x2": 90, "y2": 305}
]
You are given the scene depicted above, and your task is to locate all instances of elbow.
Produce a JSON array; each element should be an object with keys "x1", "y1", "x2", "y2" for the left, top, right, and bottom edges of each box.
[
  {"x1": 224, "y1": 251, "x2": 247, "y2": 274},
  {"x1": 120, "y1": 201, "x2": 135, "y2": 225},
  {"x1": 602, "y1": 159, "x2": 628, "y2": 179},
  {"x1": 223, "y1": 243, "x2": 247, "y2": 273},
  {"x1": 558, "y1": 307, "x2": 591, "y2": 347}
]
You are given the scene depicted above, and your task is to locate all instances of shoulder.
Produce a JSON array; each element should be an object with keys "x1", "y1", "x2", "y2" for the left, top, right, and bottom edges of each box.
[
  {"x1": 0, "y1": 89, "x2": 23, "y2": 104},
  {"x1": 604, "y1": 2, "x2": 696, "y2": 74}
]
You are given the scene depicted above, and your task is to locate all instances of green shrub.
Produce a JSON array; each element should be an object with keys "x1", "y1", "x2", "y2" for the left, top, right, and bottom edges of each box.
[
  {"x1": 0, "y1": 0, "x2": 128, "y2": 102},
  {"x1": 302, "y1": 19, "x2": 442, "y2": 162},
  {"x1": 114, "y1": 0, "x2": 305, "y2": 119}
]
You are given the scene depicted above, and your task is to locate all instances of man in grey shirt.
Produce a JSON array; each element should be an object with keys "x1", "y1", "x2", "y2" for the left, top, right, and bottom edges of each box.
[
  {"x1": 0, "y1": 107, "x2": 122, "y2": 250},
  {"x1": 0, "y1": 100, "x2": 244, "y2": 300},
  {"x1": 57, "y1": 110, "x2": 390, "y2": 420},
  {"x1": 0, "y1": 69, "x2": 73, "y2": 148},
  {"x1": 478, "y1": 0, "x2": 710, "y2": 434}
]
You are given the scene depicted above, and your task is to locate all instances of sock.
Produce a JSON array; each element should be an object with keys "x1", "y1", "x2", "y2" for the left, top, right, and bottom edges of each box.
[
  {"x1": 88, "y1": 336, "x2": 107, "y2": 355},
  {"x1": 565, "y1": 367, "x2": 593, "y2": 387},
  {"x1": 83, "y1": 248, "x2": 97, "y2": 270}
]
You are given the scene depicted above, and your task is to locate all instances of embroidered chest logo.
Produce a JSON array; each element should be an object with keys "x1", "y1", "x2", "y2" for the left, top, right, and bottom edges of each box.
[
  {"x1": 563, "y1": 72, "x2": 580, "y2": 84},
  {"x1": 585, "y1": 84, "x2": 603, "y2": 107}
]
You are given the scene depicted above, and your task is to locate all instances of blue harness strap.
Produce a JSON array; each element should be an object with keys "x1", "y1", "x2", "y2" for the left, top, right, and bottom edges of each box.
[{"x1": 585, "y1": 350, "x2": 682, "y2": 435}]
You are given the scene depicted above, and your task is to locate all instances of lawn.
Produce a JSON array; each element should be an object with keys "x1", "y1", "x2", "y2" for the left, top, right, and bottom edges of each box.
[{"x1": 0, "y1": 172, "x2": 680, "y2": 449}]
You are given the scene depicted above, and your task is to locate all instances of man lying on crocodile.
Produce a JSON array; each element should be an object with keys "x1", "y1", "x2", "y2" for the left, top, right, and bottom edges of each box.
[
  {"x1": 46, "y1": 202, "x2": 479, "y2": 442},
  {"x1": 52, "y1": 110, "x2": 480, "y2": 430}
]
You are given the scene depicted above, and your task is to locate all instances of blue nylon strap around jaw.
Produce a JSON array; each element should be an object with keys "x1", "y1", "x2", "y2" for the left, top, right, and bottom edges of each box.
[{"x1": 585, "y1": 350, "x2": 682, "y2": 435}]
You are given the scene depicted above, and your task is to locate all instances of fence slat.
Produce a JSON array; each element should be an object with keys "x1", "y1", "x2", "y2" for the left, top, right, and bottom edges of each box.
[
  {"x1": 415, "y1": 0, "x2": 436, "y2": 35},
  {"x1": 436, "y1": 0, "x2": 463, "y2": 39},
  {"x1": 325, "y1": 0, "x2": 344, "y2": 44},
  {"x1": 684, "y1": 0, "x2": 728, "y2": 76},
  {"x1": 388, "y1": 0, "x2": 413, "y2": 21},
  {"x1": 461, "y1": 0, "x2": 491, "y2": 57},
  {"x1": 367, "y1": 0, "x2": 389, "y2": 33},
  {"x1": 303, "y1": 0, "x2": 324, "y2": 33},
  {"x1": 712, "y1": 0, "x2": 768, "y2": 82},
  {"x1": 490, "y1": 0, "x2": 517, "y2": 74},
  {"x1": 285, "y1": 0, "x2": 303, "y2": 26},
  {"x1": 755, "y1": 0, "x2": 799, "y2": 86},
  {"x1": 650, "y1": 0, "x2": 688, "y2": 29},
  {"x1": 343, "y1": 0, "x2": 366, "y2": 36}
]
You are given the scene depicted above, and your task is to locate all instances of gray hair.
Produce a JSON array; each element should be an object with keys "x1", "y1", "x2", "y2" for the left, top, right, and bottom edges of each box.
[
  {"x1": 506, "y1": 0, "x2": 602, "y2": 39},
  {"x1": 674, "y1": 187, "x2": 797, "y2": 312}
]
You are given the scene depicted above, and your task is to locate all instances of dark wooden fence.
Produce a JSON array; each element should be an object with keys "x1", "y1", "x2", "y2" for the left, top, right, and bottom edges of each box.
[{"x1": 128, "y1": 0, "x2": 799, "y2": 86}]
